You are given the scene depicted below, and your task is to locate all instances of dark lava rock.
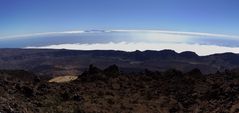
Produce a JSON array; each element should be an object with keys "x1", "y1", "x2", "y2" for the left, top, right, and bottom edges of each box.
[
  {"x1": 2, "y1": 66, "x2": 239, "y2": 113},
  {"x1": 22, "y1": 86, "x2": 34, "y2": 97}
]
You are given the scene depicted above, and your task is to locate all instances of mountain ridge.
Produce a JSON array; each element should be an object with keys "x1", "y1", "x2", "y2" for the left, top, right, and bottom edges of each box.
[{"x1": 0, "y1": 48, "x2": 239, "y2": 76}]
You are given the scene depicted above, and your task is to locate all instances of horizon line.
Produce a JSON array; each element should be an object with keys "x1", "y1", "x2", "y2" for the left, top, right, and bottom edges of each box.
[{"x1": 1, "y1": 29, "x2": 239, "y2": 39}]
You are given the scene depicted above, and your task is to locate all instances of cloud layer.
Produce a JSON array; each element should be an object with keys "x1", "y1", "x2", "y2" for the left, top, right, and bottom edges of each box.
[
  {"x1": 3, "y1": 29, "x2": 239, "y2": 55},
  {"x1": 26, "y1": 42, "x2": 239, "y2": 56},
  {"x1": 2, "y1": 29, "x2": 238, "y2": 40}
]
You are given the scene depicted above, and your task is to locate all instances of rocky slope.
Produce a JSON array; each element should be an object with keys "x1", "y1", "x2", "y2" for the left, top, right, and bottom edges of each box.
[
  {"x1": 2, "y1": 65, "x2": 239, "y2": 113},
  {"x1": 1, "y1": 49, "x2": 239, "y2": 76}
]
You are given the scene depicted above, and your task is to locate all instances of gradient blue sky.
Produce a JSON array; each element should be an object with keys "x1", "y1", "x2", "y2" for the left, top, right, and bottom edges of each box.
[{"x1": 0, "y1": 0, "x2": 239, "y2": 37}]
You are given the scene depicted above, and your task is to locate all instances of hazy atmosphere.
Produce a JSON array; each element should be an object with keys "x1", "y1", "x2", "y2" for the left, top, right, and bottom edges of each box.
[{"x1": 1, "y1": 0, "x2": 239, "y2": 55}]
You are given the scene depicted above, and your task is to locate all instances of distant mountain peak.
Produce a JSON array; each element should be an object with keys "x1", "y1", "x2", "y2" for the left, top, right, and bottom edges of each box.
[
  {"x1": 84, "y1": 30, "x2": 107, "y2": 33},
  {"x1": 179, "y1": 51, "x2": 199, "y2": 58}
]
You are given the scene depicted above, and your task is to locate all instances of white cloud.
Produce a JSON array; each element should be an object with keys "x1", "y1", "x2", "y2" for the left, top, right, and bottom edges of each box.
[
  {"x1": 111, "y1": 30, "x2": 239, "y2": 39},
  {"x1": 0, "y1": 30, "x2": 85, "y2": 39},
  {"x1": 5, "y1": 29, "x2": 239, "y2": 55},
  {"x1": 26, "y1": 42, "x2": 239, "y2": 56},
  {"x1": 1, "y1": 29, "x2": 238, "y2": 40}
]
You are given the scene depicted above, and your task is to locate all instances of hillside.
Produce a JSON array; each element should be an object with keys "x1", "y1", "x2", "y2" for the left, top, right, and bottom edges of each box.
[
  {"x1": 1, "y1": 49, "x2": 239, "y2": 76},
  {"x1": 2, "y1": 65, "x2": 239, "y2": 113}
]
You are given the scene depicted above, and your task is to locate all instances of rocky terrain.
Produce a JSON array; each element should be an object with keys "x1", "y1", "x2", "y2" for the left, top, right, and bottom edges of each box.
[{"x1": 2, "y1": 65, "x2": 239, "y2": 113}]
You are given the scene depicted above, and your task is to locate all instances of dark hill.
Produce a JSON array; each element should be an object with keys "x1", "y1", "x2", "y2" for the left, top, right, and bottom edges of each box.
[
  {"x1": 179, "y1": 51, "x2": 199, "y2": 58},
  {"x1": 1, "y1": 49, "x2": 239, "y2": 76}
]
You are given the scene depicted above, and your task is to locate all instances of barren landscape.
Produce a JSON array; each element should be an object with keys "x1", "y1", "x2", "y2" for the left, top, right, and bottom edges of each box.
[{"x1": 2, "y1": 64, "x2": 239, "y2": 113}]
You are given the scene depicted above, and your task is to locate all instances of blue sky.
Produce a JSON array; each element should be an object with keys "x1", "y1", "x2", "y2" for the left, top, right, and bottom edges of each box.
[{"x1": 0, "y1": 0, "x2": 239, "y2": 37}]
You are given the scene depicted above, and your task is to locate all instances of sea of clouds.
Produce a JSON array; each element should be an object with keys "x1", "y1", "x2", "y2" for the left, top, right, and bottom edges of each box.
[{"x1": 2, "y1": 29, "x2": 238, "y2": 56}]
